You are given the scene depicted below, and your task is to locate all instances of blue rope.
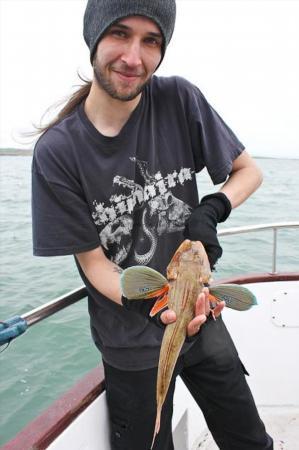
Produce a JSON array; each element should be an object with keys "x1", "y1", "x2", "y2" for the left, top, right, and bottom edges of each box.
[{"x1": 0, "y1": 316, "x2": 28, "y2": 346}]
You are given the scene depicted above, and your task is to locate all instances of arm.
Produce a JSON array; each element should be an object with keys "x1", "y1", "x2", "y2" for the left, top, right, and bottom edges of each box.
[
  {"x1": 181, "y1": 154, "x2": 262, "y2": 334},
  {"x1": 220, "y1": 150, "x2": 263, "y2": 208},
  {"x1": 76, "y1": 246, "x2": 122, "y2": 305},
  {"x1": 184, "y1": 150, "x2": 262, "y2": 268},
  {"x1": 76, "y1": 246, "x2": 176, "y2": 321}
]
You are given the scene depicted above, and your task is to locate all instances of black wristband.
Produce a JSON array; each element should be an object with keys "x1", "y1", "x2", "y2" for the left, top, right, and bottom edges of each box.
[{"x1": 200, "y1": 192, "x2": 232, "y2": 223}]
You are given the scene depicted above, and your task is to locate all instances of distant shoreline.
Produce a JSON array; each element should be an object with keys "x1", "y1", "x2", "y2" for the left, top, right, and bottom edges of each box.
[
  {"x1": 0, "y1": 148, "x2": 33, "y2": 156},
  {"x1": 0, "y1": 148, "x2": 298, "y2": 160}
]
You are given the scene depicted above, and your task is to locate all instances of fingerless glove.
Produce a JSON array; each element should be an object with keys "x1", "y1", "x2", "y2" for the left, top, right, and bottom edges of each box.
[{"x1": 184, "y1": 192, "x2": 232, "y2": 269}]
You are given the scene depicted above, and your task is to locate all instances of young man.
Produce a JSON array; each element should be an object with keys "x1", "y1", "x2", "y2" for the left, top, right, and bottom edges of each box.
[{"x1": 32, "y1": 0, "x2": 273, "y2": 448}]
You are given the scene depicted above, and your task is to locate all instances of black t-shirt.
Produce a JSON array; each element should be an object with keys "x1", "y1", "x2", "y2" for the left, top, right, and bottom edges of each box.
[{"x1": 32, "y1": 75, "x2": 244, "y2": 370}]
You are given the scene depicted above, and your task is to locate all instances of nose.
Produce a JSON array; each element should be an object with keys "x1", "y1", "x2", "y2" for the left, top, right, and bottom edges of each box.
[{"x1": 121, "y1": 40, "x2": 142, "y2": 67}]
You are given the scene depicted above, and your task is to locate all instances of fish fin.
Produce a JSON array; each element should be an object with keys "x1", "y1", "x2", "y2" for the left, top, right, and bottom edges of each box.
[
  {"x1": 208, "y1": 293, "x2": 218, "y2": 305},
  {"x1": 210, "y1": 284, "x2": 258, "y2": 311},
  {"x1": 149, "y1": 294, "x2": 169, "y2": 317},
  {"x1": 120, "y1": 266, "x2": 168, "y2": 300},
  {"x1": 150, "y1": 405, "x2": 162, "y2": 450}
]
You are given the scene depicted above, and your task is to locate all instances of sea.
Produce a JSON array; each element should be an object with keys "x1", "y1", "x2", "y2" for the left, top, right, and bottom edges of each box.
[{"x1": 0, "y1": 154, "x2": 298, "y2": 445}]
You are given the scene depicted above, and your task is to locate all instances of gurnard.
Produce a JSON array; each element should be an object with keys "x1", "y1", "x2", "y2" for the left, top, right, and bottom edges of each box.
[{"x1": 121, "y1": 239, "x2": 257, "y2": 448}]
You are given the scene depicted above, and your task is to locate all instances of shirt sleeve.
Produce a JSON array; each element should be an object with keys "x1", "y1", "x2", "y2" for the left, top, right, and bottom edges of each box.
[
  {"x1": 188, "y1": 84, "x2": 245, "y2": 184},
  {"x1": 32, "y1": 148, "x2": 100, "y2": 257}
]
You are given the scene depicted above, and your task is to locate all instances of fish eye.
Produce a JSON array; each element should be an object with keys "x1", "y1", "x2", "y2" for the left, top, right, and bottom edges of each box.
[{"x1": 181, "y1": 253, "x2": 189, "y2": 260}]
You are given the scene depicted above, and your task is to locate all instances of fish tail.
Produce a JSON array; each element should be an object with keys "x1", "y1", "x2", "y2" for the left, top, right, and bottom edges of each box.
[{"x1": 150, "y1": 405, "x2": 162, "y2": 450}]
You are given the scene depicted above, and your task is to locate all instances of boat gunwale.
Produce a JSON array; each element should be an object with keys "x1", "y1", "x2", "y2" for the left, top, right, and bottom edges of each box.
[
  {"x1": 2, "y1": 271, "x2": 298, "y2": 450},
  {"x1": 1, "y1": 366, "x2": 105, "y2": 450}
]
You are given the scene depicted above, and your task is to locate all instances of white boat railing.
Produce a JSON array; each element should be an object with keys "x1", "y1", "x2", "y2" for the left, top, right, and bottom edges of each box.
[
  {"x1": 1, "y1": 222, "x2": 298, "y2": 346},
  {"x1": 21, "y1": 221, "x2": 299, "y2": 325},
  {"x1": 218, "y1": 221, "x2": 299, "y2": 274}
]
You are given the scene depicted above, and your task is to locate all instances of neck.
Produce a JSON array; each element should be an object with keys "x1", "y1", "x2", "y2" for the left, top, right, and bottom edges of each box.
[{"x1": 84, "y1": 80, "x2": 141, "y2": 137}]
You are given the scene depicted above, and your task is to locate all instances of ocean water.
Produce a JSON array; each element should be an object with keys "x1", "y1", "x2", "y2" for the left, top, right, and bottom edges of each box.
[{"x1": 0, "y1": 155, "x2": 298, "y2": 445}]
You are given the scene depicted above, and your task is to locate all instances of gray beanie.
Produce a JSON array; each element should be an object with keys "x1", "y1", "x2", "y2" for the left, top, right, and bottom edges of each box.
[{"x1": 83, "y1": 0, "x2": 176, "y2": 63}]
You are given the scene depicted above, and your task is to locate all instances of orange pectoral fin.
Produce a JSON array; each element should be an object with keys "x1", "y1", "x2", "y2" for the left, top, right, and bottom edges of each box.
[
  {"x1": 144, "y1": 285, "x2": 169, "y2": 300},
  {"x1": 149, "y1": 294, "x2": 169, "y2": 318},
  {"x1": 208, "y1": 293, "x2": 219, "y2": 307},
  {"x1": 208, "y1": 293, "x2": 219, "y2": 320}
]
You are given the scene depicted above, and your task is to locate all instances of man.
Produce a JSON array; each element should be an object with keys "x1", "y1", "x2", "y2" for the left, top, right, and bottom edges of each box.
[{"x1": 32, "y1": 0, "x2": 273, "y2": 448}]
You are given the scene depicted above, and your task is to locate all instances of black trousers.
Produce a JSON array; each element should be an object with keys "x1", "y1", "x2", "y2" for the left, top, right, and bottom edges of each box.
[{"x1": 103, "y1": 316, "x2": 273, "y2": 450}]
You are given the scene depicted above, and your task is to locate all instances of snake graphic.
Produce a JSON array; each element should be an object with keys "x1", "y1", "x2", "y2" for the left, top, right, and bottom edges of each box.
[{"x1": 134, "y1": 208, "x2": 158, "y2": 265}]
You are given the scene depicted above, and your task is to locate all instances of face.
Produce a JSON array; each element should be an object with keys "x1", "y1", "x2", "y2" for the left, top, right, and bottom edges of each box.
[{"x1": 92, "y1": 16, "x2": 163, "y2": 101}]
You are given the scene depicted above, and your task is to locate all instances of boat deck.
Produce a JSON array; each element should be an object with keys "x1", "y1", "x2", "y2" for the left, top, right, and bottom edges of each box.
[{"x1": 192, "y1": 406, "x2": 299, "y2": 449}]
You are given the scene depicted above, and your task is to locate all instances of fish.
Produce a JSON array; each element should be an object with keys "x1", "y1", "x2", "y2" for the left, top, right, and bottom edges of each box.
[{"x1": 120, "y1": 239, "x2": 257, "y2": 448}]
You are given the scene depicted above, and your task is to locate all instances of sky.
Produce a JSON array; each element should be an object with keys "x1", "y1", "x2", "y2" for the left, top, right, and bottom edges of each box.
[{"x1": 0, "y1": 0, "x2": 298, "y2": 159}]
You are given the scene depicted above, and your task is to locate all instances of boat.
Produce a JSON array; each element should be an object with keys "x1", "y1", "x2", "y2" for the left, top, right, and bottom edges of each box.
[{"x1": 1, "y1": 222, "x2": 298, "y2": 450}]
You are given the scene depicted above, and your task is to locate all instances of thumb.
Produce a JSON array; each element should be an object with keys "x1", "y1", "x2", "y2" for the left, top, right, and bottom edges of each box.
[{"x1": 160, "y1": 309, "x2": 176, "y2": 325}]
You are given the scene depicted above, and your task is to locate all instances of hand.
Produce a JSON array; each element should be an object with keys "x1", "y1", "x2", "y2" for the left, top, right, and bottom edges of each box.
[
  {"x1": 183, "y1": 193, "x2": 232, "y2": 269},
  {"x1": 160, "y1": 287, "x2": 225, "y2": 337},
  {"x1": 187, "y1": 287, "x2": 225, "y2": 337}
]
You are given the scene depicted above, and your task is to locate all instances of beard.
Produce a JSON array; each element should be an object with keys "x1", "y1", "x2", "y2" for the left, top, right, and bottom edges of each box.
[{"x1": 93, "y1": 60, "x2": 150, "y2": 101}]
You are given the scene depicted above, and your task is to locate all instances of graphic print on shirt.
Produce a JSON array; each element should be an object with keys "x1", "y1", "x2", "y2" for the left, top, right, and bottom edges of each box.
[{"x1": 92, "y1": 158, "x2": 193, "y2": 265}]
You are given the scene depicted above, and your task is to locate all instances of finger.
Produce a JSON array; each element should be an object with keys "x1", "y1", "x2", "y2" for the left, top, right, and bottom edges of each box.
[
  {"x1": 160, "y1": 309, "x2": 176, "y2": 325},
  {"x1": 195, "y1": 287, "x2": 210, "y2": 316},
  {"x1": 204, "y1": 289, "x2": 210, "y2": 316},
  {"x1": 195, "y1": 288, "x2": 210, "y2": 317},
  {"x1": 194, "y1": 293, "x2": 205, "y2": 317},
  {"x1": 187, "y1": 314, "x2": 207, "y2": 337}
]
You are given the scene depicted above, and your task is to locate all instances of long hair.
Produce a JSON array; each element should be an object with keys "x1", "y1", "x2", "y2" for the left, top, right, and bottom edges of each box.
[{"x1": 33, "y1": 73, "x2": 92, "y2": 136}]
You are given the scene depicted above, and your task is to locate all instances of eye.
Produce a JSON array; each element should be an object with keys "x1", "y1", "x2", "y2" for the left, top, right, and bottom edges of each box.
[
  {"x1": 109, "y1": 29, "x2": 127, "y2": 39},
  {"x1": 144, "y1": 37, "x2": 162, "y2": 47}
]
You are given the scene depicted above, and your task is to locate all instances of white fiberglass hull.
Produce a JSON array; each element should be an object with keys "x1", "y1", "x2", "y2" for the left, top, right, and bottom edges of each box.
[{"x1": 44, "y1": 279, "x2": 299, "y2": 450}]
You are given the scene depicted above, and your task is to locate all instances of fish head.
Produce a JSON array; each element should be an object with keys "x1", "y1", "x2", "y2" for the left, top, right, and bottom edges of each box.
[{"x1": 167, "y1": 240, "x2": 211, "y2": 283}]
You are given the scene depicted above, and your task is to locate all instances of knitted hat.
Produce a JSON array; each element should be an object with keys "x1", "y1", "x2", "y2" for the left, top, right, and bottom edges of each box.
[{"x1": 83, "y1": 0, "x2": 176, "y2": 63}]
